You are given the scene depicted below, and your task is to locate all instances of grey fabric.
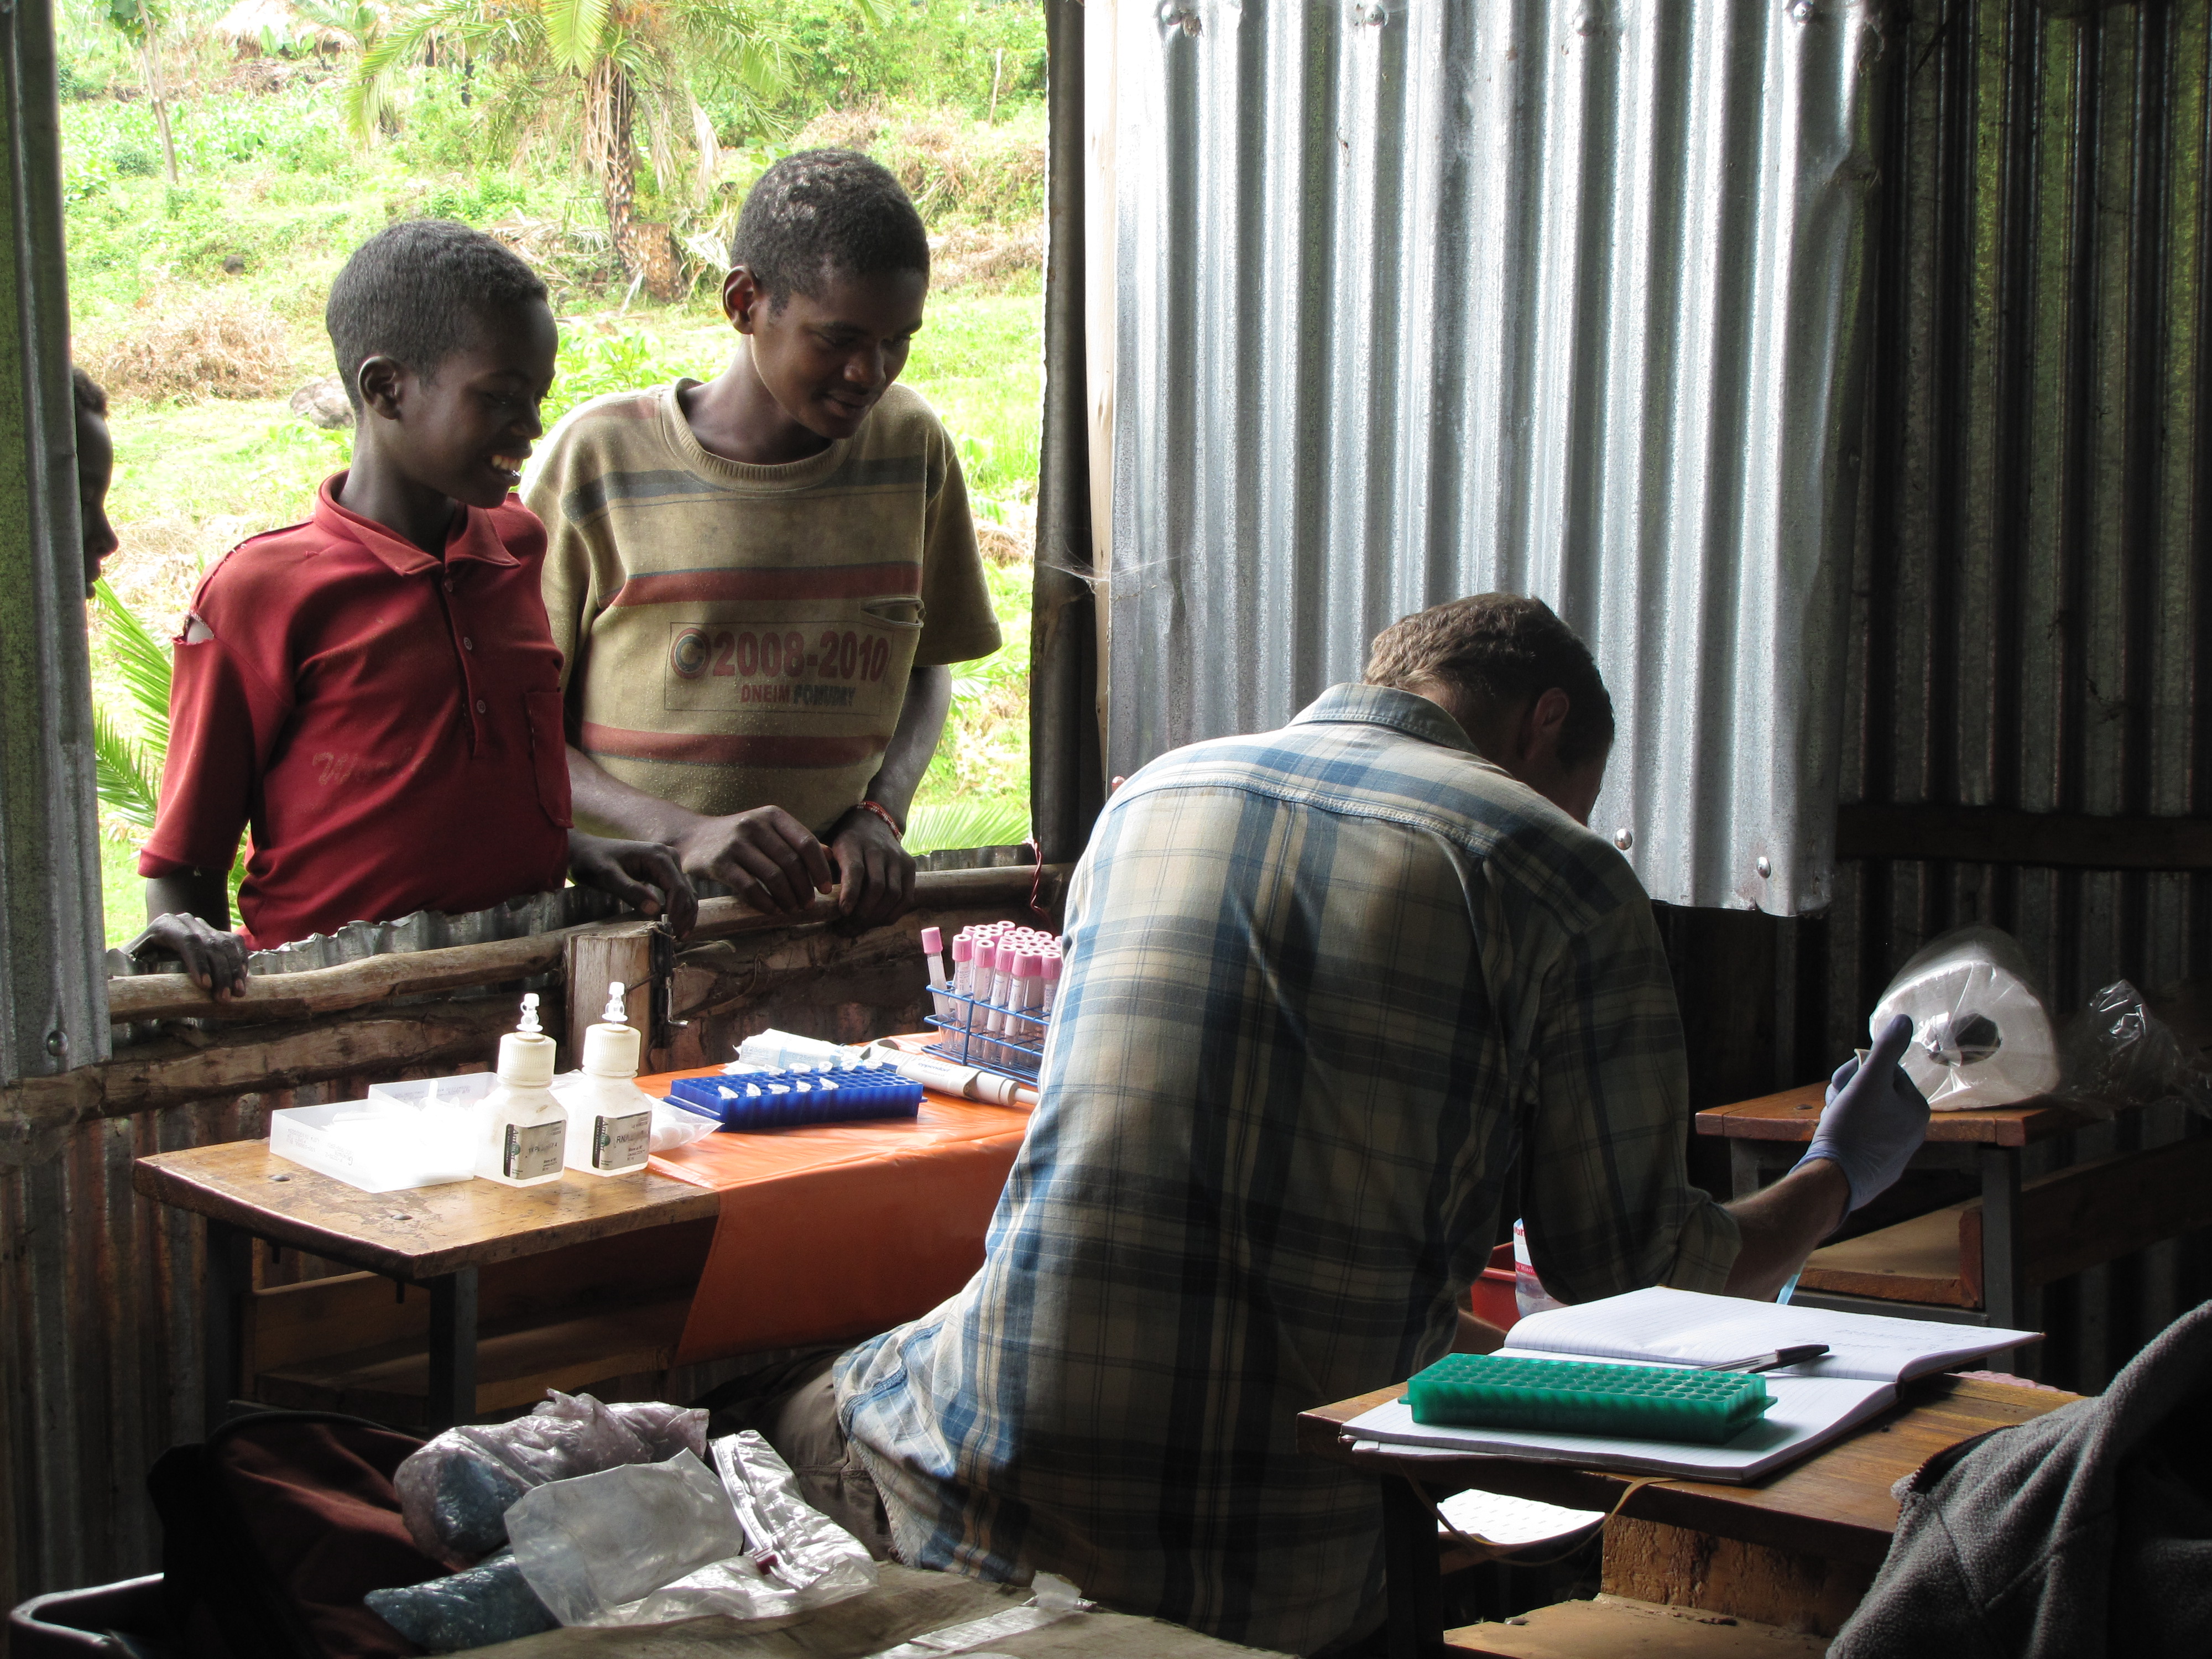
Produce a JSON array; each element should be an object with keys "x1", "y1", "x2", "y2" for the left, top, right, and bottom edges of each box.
[{"x1": 1831, "y1": 1300, "x2": 2212, "y2": 1659}]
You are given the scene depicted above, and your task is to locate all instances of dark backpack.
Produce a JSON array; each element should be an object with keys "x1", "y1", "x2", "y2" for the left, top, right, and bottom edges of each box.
[{"x1": 147, "y1": 1411, "x2": 446, "y2": 1659}]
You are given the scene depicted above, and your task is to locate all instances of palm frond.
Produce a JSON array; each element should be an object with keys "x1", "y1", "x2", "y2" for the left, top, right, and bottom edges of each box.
[
  {"x1": 906, "y1": 797, "x2": 1031, "y2": 858},
  {"x1": 542, "y1": 0, "x2": 613, "y2": 75},
  {"x1": 93, "y1": 578, "x2": 171, "y2": 758},
  {"x1": 352, "y1": 0, "x2": 523, "y2": 139},
  {"x1": 92, "y1": 705, "x2": 162, "y2": 834}
]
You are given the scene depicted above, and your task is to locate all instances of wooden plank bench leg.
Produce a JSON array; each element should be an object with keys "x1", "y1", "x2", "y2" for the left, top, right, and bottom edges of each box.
[
  {"x1": 425, "y1": 1267, "x2": 479, "y2": 1432},
  {"x1": 203, "y1": 1219, "x2": 253, "y2": 1436}
]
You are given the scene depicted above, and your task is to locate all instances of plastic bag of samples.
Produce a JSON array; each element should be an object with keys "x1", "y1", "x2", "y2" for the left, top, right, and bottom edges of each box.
[
  {"x1": 395, "y1": 1433, "x2": 534, "y2": 1565},
  {"x1": 364, "y1": 1550, "x2": 556, "y2": 1653},
  {"x1": 1870, "y1": 926, "x2": 2061, "y2": 1111},
  {"x1": 504, "y1": 1434, "x2": 877, "y2": 1629},
  {"x1": 395, "y1": 1392, "x2": 707, "y2": 1564},
  {"x1": 2056, "y1": 979, "x2": 2212, "y2": 1121}
]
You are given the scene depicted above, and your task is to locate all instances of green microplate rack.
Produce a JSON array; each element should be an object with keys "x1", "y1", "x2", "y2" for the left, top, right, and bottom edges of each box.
[{"x1": 1405, "y1": 1353, "x2": 1773, "y2": 1445}]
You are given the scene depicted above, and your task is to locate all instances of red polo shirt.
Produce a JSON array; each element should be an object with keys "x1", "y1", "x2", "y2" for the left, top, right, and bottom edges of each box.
[{"x1": 141, "y1": 474, "x2": 573, "y2": 948}]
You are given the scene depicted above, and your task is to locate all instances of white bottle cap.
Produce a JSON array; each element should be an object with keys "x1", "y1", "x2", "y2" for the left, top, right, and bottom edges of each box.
[
  {"x1": 498, "y1": 992, "x2": 557, "y2": 1088},
  {"x1": 582, "y1": 980, "x2": 641, "y2": 1078}
]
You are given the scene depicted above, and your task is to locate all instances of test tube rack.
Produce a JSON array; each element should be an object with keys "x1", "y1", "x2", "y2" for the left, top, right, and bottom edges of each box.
[
  {"x1": 664, "y1": 1065, "x2": 922, "y2": 1130},
  {"x1": 926, "y1": 988, "x2": 1051, "y2": 1084}
]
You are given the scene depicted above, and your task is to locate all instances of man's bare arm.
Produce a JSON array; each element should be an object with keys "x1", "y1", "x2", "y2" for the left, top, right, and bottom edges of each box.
[{"x1": 1719, "y1": 1159, "x2": 1851, "y2": 1301}]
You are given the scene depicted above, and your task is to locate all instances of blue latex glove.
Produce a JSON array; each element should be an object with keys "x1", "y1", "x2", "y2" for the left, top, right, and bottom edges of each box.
[{"x1": 1792, "y1": 1014, "x2": 1931, "y2": 1212}]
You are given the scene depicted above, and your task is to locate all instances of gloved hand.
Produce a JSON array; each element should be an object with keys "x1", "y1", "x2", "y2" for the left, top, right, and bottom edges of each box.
[{"x1": 1793, "y1": 1014, "x2": 1931, "y2": 1212}]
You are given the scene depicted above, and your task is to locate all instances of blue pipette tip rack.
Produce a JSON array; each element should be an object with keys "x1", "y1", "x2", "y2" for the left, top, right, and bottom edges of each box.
[{"x1": 662, "y1": 1065, "x2": 922, "y2": 1131}]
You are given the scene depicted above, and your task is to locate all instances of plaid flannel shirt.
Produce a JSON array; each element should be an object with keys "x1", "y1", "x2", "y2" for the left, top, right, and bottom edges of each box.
[{"x1": 836, "y1": 684, "x2": 1739, "y2": 1656}]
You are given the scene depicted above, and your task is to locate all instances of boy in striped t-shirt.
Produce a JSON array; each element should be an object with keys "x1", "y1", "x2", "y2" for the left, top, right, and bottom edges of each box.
[{"x1": 526, "y1": 151, "x2": 1002, "y2": 927}]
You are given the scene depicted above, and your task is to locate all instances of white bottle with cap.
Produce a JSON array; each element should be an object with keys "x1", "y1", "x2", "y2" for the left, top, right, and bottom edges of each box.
[
  {"x1": 475, "y1": 993, "x2": 567, "y2": 1188},
  {"x1": 557, "y1": 981, "x2": 653, "y2": 1177}
]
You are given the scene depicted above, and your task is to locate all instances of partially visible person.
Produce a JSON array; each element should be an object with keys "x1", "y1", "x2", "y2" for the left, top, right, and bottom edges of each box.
[
  {"x1": 139, "y1": 221, "x2": 696, "y2": 954},
  {"x1": 71, "y1": 366, "x2": 119, "y2": 597},
  {"x1": 715, "y1": 594, "x2": 1930, "y2": 1656},
  {"x1": 528, "y1": 149, "x2": 1001, "y2": 932}
]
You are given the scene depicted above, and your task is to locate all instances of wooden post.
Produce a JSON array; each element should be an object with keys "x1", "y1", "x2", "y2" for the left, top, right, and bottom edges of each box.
[
  {"x1": 563, "y1": 924, "x2": 655, "y2": 1074},
  {"x1": 0, "y1": 0, "x2": 108, "y2": 1081}
]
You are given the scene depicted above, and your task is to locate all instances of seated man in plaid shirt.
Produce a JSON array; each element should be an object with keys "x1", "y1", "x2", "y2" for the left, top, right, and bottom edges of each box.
[{"x1": 717, "y1": 594, "x2": 1928, "y2": 1656}]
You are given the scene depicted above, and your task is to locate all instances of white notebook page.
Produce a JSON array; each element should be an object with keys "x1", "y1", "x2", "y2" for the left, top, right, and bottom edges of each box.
[{"x1": 1506, "y1": 1286, "x2": 2036, "y2": 1382}]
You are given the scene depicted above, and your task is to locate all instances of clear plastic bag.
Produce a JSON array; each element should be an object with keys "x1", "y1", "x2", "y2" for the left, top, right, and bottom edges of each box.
[
  {"x1": 395, "y1": 1392, "x2": 708, "y2": 1566},
  {"x1": 2056, "y1": 979, "x2": 2212, "y2": 1120},
  {"x1": 504, "y1": 1449, "x2": 749, "y2": 1626},
  {"x1": 503, "y1": 1433, "x2": 877, "y2": 1629},
  {"x1": 650, "y1": 1100, "x2": 718, "y2": 1154},
  {"x1": 1871, "y1": 926, "x2": 2062, "y2": 1110}
]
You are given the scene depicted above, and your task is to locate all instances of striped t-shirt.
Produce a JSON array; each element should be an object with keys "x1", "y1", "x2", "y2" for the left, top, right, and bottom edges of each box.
[{"x1": 527, "y1": 377, "x2": 1002, "y2": 835}]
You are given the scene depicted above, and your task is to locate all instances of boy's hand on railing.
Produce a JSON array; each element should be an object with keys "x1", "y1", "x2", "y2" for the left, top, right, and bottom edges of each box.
[
  {"x1": 567, "y1": 831, "x2": 698, "y2": 939},
  {"x1": 127, "y1": 912, "x2": 249, "y2": 1001},
  {"x1": 671, "y1": 806, "x2": 834, "y2": 917},
  {"x1": 828, "y1": 805, "x2": 916, "y2": 932}
]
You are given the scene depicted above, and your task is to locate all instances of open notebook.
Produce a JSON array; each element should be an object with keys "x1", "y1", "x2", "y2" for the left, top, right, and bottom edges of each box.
[{"x1": 1345, "y1": 1286, "x2": 2039, "y2": 1481}]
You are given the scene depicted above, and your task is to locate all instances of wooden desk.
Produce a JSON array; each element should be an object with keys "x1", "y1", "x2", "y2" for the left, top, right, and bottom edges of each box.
[
  {"x1": 1696, "y1": 1084, "x2": 2105, "y2": 1332},
  {"x1": 1296, "y1": 1373, "x2": 2076, "y2": 1658},
  {"x1": 134, "y1": 1140, "x2": 721, "y2": 1433}
]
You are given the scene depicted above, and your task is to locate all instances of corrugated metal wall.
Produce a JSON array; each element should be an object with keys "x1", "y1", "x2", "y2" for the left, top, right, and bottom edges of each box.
[
  {"x1": 1830, "y1": 0, "x2": 2212, "y2": 1392},
  {"x1": 1, "y1": 1092, "x2": 299, "y2": 1606},
  {"x1": 1093, "y1": 0, "x2": 1886, "y2": 914},
  {"x1": 1837, "y1": 0, "x2": 2212, "y2": 1031}
]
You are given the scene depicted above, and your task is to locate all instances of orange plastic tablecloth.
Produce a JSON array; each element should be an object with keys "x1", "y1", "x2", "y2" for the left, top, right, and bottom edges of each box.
[{"x1": 637, "y1": 1064, "x2": 1031, "y2": 1365}]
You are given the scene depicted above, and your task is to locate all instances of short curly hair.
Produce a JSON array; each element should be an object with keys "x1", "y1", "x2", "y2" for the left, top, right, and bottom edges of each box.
[
  {"x1": 729, "y1": 149, "x2": 929, "y2": 312},
  {"x1": 1364, "y1": 593, "x2": 1615, "y2": 768},
  {"x1": 325, "y1": 220, "x2": 549, "y2": 410}
]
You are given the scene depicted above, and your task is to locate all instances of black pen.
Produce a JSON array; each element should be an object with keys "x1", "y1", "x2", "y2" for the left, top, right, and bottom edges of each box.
[{"x1": 1697, "y1": 1344, "x2": 1830, "y2": 1374}]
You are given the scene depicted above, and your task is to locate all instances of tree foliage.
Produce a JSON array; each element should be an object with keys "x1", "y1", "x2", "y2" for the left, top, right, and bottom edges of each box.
[{"x1": 351, "y1": 0, "x2": 867, "y2": 296}]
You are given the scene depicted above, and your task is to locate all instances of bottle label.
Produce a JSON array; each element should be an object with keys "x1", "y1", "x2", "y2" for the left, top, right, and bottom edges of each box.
[
  {"x1": 594, "y1": 1110, "x2": 651, "y2": 1171},
  {"x1": 504, "y1": 1120, "x2": 564, "y2": 1181}
]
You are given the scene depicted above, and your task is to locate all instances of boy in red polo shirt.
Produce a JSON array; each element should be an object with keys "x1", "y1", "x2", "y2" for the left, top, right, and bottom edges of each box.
[{"x1": 140, "y1": 221, "x2": 695, "y2": 952}]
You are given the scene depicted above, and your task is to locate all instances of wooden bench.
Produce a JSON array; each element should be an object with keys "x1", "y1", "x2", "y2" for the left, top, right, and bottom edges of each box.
[
  {"x1": 1449, "y1": 1593, "x2": 1829, "y2": 1656},
  {"x1": 243, "y1": 1223, "x2": 712, "y2": 1423}
]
